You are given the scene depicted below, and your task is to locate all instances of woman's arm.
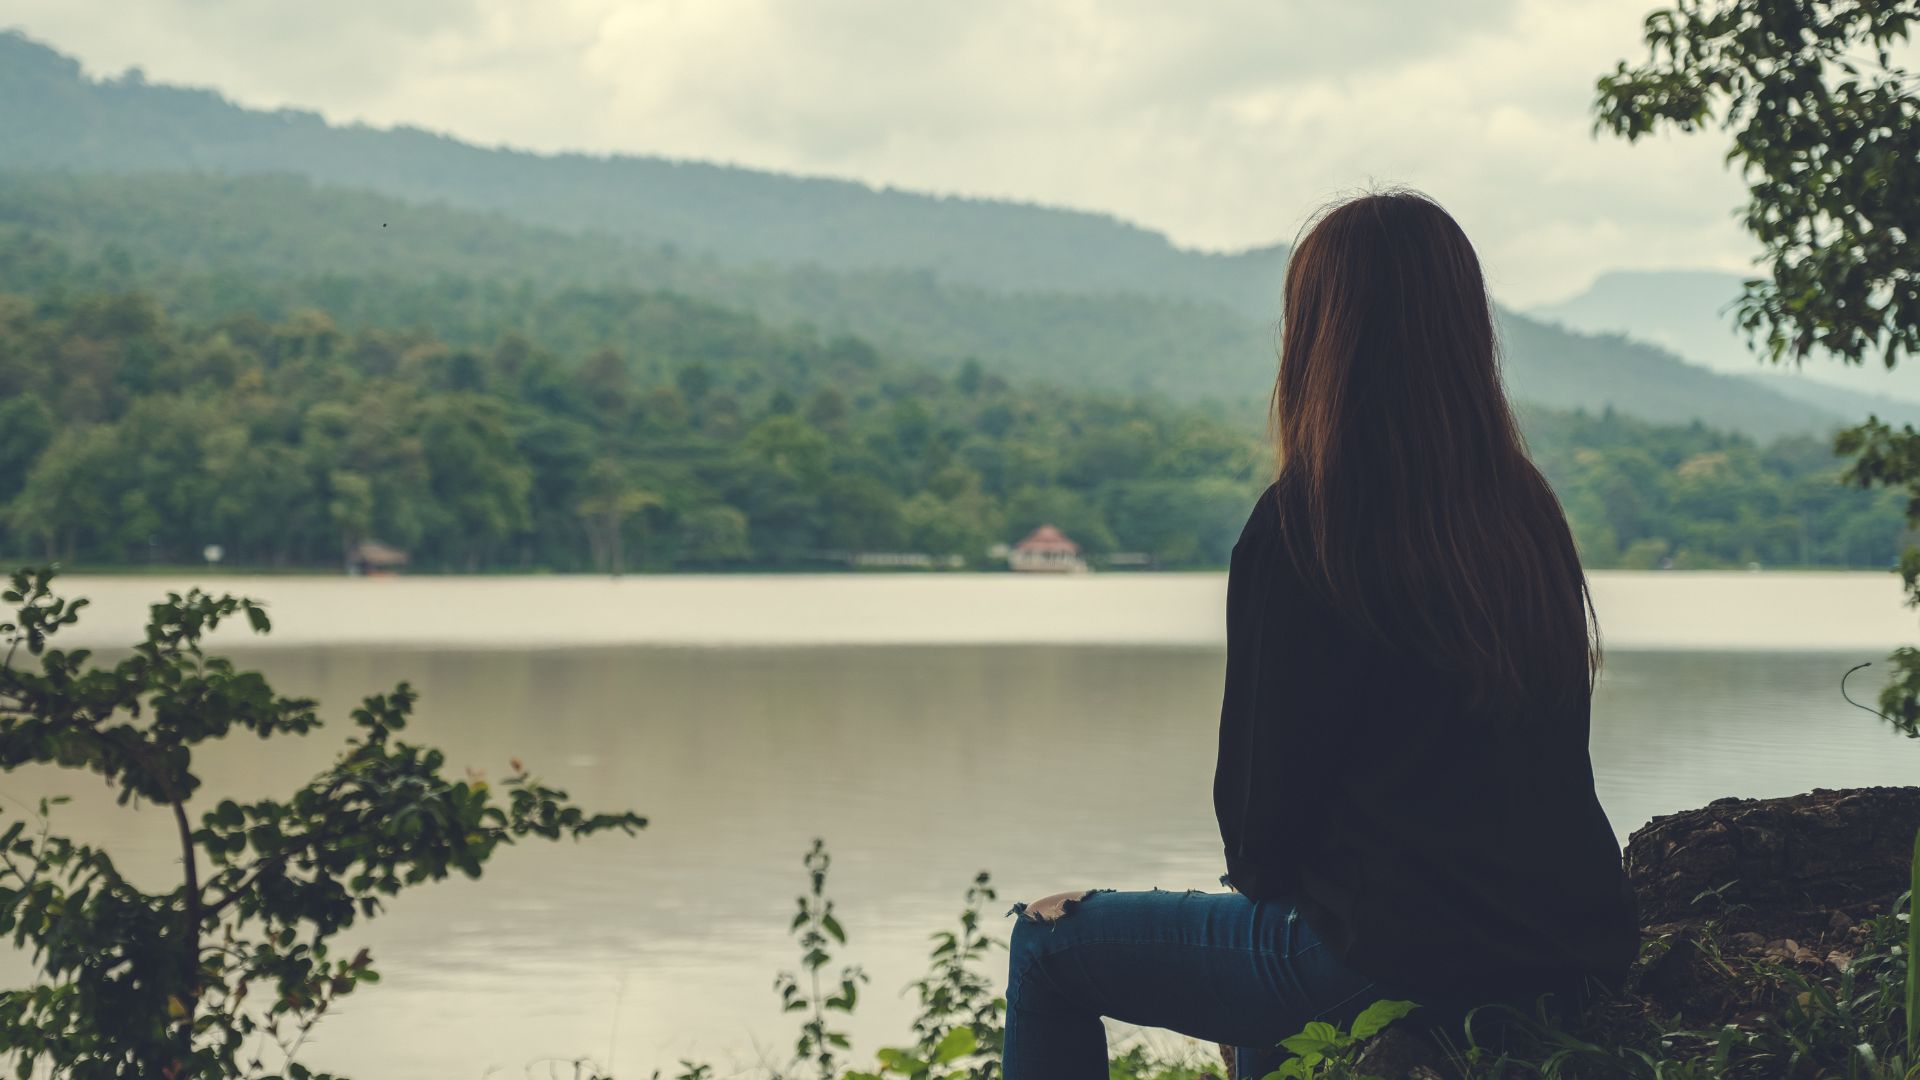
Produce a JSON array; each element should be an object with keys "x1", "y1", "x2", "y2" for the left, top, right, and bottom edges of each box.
[{"x1": 1212, "y1": 490, "x2": 1336, "y2": 899}]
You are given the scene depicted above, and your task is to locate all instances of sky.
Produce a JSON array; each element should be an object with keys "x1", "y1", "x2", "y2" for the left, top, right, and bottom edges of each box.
[{"x1": 0, "y1": 0, "x2": 1758, "y2": 306}]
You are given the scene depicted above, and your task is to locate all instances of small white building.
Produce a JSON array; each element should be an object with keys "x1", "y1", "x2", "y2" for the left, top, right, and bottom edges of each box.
[{"x1": 1008, "y1": 524, "x2": 1088, "y2": 573}]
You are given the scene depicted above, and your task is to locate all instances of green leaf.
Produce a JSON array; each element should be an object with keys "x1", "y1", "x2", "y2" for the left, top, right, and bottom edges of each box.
[
  {"x1": 1349, "y1": 998, "x2": 1420, "y2": 1040},
  {"x1": 876, "y1": 1048, "x2": 926, "y2": 1072},
  {"x1": 1277, "y1": 1032, "x2": 1324, "y2": 1056},
  {"x1": 1300, "y1": 1020, "x2": 1340, "y2": 1044},
  {"x1": 1280, "y1": 1017, "x2": 1341, "y2": 1057},
  {"x1": 931, "y1": 1026, "x2": 976, "y2": 1064}
]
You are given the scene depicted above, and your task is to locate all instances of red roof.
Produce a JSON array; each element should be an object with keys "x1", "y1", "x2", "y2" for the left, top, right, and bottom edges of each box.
[{"x1": 1014, "y1": 524, "x2": 1080, "y2": 554}]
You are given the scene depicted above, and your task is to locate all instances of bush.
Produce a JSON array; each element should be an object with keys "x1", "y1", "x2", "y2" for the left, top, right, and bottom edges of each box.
[{"x1": 0, "y1": 568, "x2": 646, "y2": 1078}]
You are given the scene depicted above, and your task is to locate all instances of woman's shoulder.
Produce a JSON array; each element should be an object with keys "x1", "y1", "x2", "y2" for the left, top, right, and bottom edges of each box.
[
  {"x1": 1230, "y1": 480, "x2": 1309, "y2": 592},
  {"x1": 1233, "y1": 479, "x2": 1287, "y2": 549},
  {"x1": 1233, "y1": 478, "x2": 1349, "y2": 617}
]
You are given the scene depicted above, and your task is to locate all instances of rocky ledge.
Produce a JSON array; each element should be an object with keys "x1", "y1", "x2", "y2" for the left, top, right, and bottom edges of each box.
[{"x1": 1346, "y1": 786, "x2": 1920, "y2": 1080}]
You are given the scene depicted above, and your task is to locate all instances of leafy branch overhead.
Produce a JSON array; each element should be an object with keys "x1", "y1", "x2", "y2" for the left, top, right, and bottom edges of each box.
[
  {"x1": 0, "y1": 568, "x2": 646, "y2": 1079},
  {"x1": 1597, "y1": 0, "x2": 1920, "y2": 369}
]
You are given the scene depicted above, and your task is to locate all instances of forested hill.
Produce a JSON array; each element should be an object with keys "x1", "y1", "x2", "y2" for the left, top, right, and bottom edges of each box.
[
  {"x1": 0, "y1": 171, "x2": 1281, "y2": 402},
  {"x1": 0, "y1": 30, "x2": 1290, "y2": 310},
  {"x1": 0, "y1": 30, "x2": 1904, "y2": 439},
  {"x1": 0, "y1": 292, "x2": 1901, "y2": 573},
  {"x1": 0, "y1": 168, "x2": 1882, "y2": 440}
]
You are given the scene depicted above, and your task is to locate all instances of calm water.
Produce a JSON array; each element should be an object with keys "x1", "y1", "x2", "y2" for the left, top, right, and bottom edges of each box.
[{"x1": 5, "y1": 572, "x2": 1920, "y2": 1077}]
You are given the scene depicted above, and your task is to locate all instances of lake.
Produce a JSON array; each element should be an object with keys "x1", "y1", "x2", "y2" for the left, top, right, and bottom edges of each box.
[{"x1": 5, "y1": 571, "x2": 1920, "y2": 1078}]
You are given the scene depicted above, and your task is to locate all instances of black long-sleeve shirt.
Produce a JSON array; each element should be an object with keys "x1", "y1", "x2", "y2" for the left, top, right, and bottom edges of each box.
[{"x1": 1214, "y1": 483, "x2": 1639, "y2": 1002}]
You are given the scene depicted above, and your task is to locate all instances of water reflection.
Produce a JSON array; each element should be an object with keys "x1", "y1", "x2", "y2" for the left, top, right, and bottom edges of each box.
[{"x1": 8, "y1": 642, "x2": 1915, "y2": 1076}]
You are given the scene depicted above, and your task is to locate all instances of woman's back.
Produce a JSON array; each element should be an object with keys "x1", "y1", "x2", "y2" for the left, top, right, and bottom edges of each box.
[{"x1": 1216, "y1": 480, "x2": 1639, "y2": 1004}]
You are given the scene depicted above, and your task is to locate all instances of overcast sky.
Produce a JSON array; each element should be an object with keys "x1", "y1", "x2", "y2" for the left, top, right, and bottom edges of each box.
[{"x1": 3, "y1": 0, "x2": 1757, "y2": 306}]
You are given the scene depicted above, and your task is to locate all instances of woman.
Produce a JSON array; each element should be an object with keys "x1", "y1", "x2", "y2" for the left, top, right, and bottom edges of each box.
[{"x1": 1001, "y1": 190, "x2": 1640, "y2": 1080}]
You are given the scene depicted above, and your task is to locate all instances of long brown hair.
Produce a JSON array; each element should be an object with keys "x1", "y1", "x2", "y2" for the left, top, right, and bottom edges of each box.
[{"x1": 1270, "y1": 189, "x2": 1598, "y2": 709}]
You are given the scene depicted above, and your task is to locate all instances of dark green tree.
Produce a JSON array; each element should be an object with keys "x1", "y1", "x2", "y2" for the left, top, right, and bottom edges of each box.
[{"x1": 576, "y1": 458, "x2": 662, "y2": 575}]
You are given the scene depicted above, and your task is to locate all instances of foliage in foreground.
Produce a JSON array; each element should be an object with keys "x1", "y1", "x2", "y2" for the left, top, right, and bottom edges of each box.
[
  {"x1": 0, "y1": 568, "x2": 647, "y2": 1078},
  {"x1": 1446, "y1": 893, "x2": 1920, "y2": 1079},
  {"x1": 752, "y1": 838, "x2": 1920, "y2": 1080}
]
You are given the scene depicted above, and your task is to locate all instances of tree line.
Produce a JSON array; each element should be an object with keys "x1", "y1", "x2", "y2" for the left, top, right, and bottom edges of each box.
[{"x1": 0, "y1": 289, "x2": 1902, "y2": 574}]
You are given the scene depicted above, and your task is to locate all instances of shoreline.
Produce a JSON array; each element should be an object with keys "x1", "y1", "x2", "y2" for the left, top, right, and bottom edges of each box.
[{"x1": 27, "y1": 570, "x2": 1914, "y2": 653}]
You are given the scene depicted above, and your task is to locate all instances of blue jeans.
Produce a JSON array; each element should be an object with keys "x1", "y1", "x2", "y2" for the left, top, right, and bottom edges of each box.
[{"x1": 1003, "y1": 889, "x2": 1379, "y2": 1080}]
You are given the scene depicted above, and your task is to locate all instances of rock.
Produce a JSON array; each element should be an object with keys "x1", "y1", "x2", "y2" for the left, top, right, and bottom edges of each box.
[
  {"x1": 1620, "y1": 786, "x2": 1920, "y2": 1028},
  {"x1": 1352, "y1": 1025, "x2": 1449, "y2": 1079},
  {"x1": 1344, "y1": 786, "x2": 1920, "y2": 1078},
  {"x1": 1625, "y1": 786, "x2": 1920, "y2": 929}
]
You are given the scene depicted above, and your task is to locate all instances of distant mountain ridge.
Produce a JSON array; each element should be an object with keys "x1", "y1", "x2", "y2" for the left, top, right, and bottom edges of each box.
[
  {"x1": 0, "y1": 29, "x2": 1902, "y2": 438},
  {"x1": 1532, "y1": 269, "x2": 1920, "y2": 409},
  {"x1": 0, "y1": 29, "x2": 1292, "y2": 313}
]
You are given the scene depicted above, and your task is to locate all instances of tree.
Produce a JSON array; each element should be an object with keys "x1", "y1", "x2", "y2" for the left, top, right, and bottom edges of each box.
[
  {"x1": 6, "y1": 424, "x2": 118, "y2": 562},
  {"x1": 1596, "y1": 0, "x2": 1920, "y2": 725},
  {"x1": 819, "y1": 475, "x2": 908, "y2": 552},
  {"x1": 416, "y1": 394, "x2": 533, "y2": 570},
  {"x1": 678, "y1": 505, "x2": 752, "y2": 565},
  {"x1": 302, "y1": 391, "x2": 432, "y2": 561},
  {"x1": 0, "y1": 392, "x2": 53, "y2": 503},
  {"x1": 1598, "y1": 1, "x2": 1919, "y2": 368},
  {"x1": 0, "y1": 569, "x2": 645, "y2": 1077},
  {"x1": 745, "y1": 415, "x2": 831, "y2": 488},
  {"x1": 204, "y1": 432, "x2": 318, "y2": 567},
  {"x1": 575, "y1": 459, "x2": 661, "y2": 575},
  {"x1": 900, "y1": 492, "x2": 995, "y2": 563},
  {"x1": 803, "y1": 387, "x2": 849, "y2": 431},
  {"x1": 577, "y1": 346, "x2": 633, "y2": 430},
  {"x1": 322, "y1": 469, "x2": 374, "y2": 567}
]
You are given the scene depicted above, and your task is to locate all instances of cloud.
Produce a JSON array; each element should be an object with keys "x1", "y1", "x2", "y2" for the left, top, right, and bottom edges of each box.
[{"x1": 3, "y1": 0, "x2": 1758, "y2": 304}]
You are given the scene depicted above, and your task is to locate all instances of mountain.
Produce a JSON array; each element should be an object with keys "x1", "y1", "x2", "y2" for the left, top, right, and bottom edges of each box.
[
  {"x1": 0, "y1": 170, "x2": 1283, "y2": 401},
  {"x1": 1532, "y1": 269, "x2": 1920, "y2": 415},
  {"x1": 0, "y1": 30, "x2": 1879, "y2": 439},
  {"x1": 0, "y1": 169, "x2": 1870, "y2": 440},
  {"x1": 0, "y1": 29, "x2": 1291, "y2": 313},
  {"x1": 1491, "y1": 316, "x2": 1914, "y2": 433}
]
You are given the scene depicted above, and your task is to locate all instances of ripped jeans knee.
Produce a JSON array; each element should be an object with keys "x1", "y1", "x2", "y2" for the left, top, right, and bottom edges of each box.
[
  {"x1": 1005, "y1": 888, "x2": 1116, "y2": 1016},
  {"x1": 1008, "y1": 888, "x2": 1113, "y2": 924}
]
